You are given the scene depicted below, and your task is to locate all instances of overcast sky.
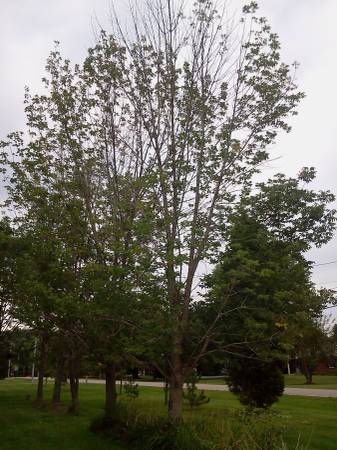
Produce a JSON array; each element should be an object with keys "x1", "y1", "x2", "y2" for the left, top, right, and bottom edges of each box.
[{"x1": 1, "y1": 0, "x2": 337, "y2": 297}]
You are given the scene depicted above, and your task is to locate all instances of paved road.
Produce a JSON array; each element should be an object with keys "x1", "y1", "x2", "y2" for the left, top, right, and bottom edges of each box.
[
  {"x1": 9, "y1": 378, "x2": 337, "y2": 398},
  {"x1": 79, "y1": 379, "x2": 337, "y2": 398}
]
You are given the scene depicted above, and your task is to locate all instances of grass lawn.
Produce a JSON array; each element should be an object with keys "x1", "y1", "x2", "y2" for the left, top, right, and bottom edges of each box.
[
  {"x1": 284, "y1": 374, "x2": 337, "y2": 389},
  {"x1": 1, "y1": 379, "x2": 337, "y2": 449},
  {"x1": 201, "y1": 374, "x2": 337, "y2": 389},
  {"x1": 0, "y1": 379, "x2": 123, "y2": 450}
]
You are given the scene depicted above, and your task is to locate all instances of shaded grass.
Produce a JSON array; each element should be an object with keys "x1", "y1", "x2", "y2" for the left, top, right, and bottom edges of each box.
[{"x1": 1, "y1": 379, "x2": 337, "y2": 449}]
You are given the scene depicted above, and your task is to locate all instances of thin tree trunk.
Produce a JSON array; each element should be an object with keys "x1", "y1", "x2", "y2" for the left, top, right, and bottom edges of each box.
[
  {"x1": 36, "y1": 367, "x2": 45, "y2": 403},
  {"x1": 52, "y1": 358, "x2": 64, "y2": 406},
  {"x1": 36, "y1": 337, "x2": 46, "y2": 403},
  {"x1": 52, "y1": 375, "x2": 62, "y2": 406},
  {"x1": 105, "y1": 362, "x2": 117, "y2": 418},
  {"x1": 302, "y1": 360, "x2": 313, "y2": 384},
  {"x1": 305, "y1": 373, "x2": 313, "y2": 384},
  {"x1": 305, "y1": 370, "x2": 313, "y2": 384},
  {"x1": 68, "y1": 360, "x2": 79, "y2": 414},
  {"x1": 164, "y1": 378, "x2": 169, "y2": 405}
]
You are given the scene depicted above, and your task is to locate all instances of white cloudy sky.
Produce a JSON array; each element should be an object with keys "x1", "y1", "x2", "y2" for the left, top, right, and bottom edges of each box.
[{"x1": 1, "y1": 0, "x2": 337, "y2": 299}]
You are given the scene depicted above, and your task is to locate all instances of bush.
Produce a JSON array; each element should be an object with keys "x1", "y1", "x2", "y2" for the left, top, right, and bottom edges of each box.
[
  {"x1": 183, "y1": 369, "x2": 210, "y2": 408},
  {"x1": 226, "y1": 359, "x2": 284, "y2": 408}
]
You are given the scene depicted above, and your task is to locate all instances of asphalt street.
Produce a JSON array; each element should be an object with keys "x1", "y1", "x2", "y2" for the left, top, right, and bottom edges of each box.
[{"x1": 78, "y1": 379, "x2": 337, "y2": 398}]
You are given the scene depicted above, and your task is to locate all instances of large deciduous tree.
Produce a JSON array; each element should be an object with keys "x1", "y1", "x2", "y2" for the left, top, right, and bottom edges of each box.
[{"x1": 112, "y1": 0, "x2": 304, "y2": 421}]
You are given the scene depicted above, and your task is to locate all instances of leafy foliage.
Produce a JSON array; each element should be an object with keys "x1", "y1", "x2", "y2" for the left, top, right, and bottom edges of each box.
[{"x1": 245, "y1": 168, "x2": 336, "y2": 249}]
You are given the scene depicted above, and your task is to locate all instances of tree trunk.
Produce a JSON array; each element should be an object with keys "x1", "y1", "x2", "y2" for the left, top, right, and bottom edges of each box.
[
  {"x1": 68, "y1": 360, "x2": 79, "y2": 414},
  {"x1": 36, "y1": 367, "x2": 45, "y2": 403},
  {"x1": 168, "y1": 375, "x2": 183, "y2": 422},
  {"x1": 168, "y1": 336, "x2": 184, "y2": 422},
  {"x1": 305, "y1": 372, "x2": 313, "y2": 384},
  {"x1": 36, "y1": 337, "x2": 46, "y2": 403},
  {"x1": 305, "y1": 371, "x2": 313, "y2": 384},
  {"x1": 52, "y1": 358, "x2": 64, "y2": 407},
  {"x1": 164, "y1": 378, "x2": 169, "y2": 405},
  {"x1": 105, "y1": 362, "x2": 117, "y2": 418},
  {"x1": 302, "y1": 360, "x2": 313, "y2": 384}
]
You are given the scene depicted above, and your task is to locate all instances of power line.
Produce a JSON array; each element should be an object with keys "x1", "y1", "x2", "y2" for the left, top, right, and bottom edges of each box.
[
  {"x1": 313, "y1": 260, "x2": 337, "y2": 267},
  {"x1": 324, "y1": 304, "x2": 337, "y2": 309}
]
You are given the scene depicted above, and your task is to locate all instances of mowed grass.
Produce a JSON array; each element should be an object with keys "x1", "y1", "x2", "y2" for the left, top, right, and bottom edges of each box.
[
  {"x1": 0, "y1": 379, "x2": 123, "y2": 450},
  {"x1": 1, "y1": 379, "x2": 337, "y2": 449},
  {"x1": 202, "y1": 374, "x2": 337, "y2": 389},
  {"x1": 284, "y1": 374, "x2": 337, "y2": 389}
]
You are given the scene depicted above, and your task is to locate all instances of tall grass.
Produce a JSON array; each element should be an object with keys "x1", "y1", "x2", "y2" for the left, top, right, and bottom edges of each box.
[{"x1": 91, "y1": 402, "x2": 306, "y2": 450}]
